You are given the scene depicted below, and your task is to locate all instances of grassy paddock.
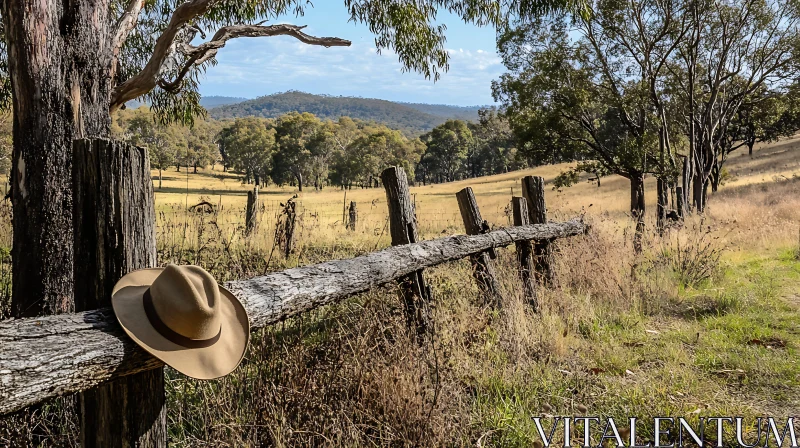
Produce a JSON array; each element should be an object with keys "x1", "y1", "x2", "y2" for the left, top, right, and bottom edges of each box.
[{"x1": 2, "y1": 139, "x2": 800, "y2": 446}]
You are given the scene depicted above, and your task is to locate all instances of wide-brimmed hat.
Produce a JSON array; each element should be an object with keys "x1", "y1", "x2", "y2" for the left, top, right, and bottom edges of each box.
[{"x1": 112, "y1": 264, "x2": 250, "y2": 380}]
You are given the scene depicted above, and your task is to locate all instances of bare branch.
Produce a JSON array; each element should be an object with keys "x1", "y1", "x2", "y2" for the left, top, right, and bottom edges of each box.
[
  {"x1": 158, "y1": 24, "x2": 351, "y2": 93},
  {"x1": 109, "y1": 0, "x2": 218, "y2": 111}
]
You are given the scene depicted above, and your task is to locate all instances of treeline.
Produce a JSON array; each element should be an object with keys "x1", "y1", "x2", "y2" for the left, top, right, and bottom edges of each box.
[
  {"x1": 492, "y1": 0, "x2": 800, "y2": 238},
  {"x1": 113, "y1": 106, "x2": 527, "y2": 191},
  {"x1": 218, "y1": 113, "x2": 424, "y2": 191}
]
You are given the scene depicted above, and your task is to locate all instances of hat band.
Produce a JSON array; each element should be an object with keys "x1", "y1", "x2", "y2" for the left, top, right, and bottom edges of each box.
[{"x1": 143, "y1": 288, "x2": 222, "y2": 349}]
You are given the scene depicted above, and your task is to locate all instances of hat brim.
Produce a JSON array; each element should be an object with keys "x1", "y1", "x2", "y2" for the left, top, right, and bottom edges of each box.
[{"x1": 111, "y1": 268, "x2": 250, "y2": 380}]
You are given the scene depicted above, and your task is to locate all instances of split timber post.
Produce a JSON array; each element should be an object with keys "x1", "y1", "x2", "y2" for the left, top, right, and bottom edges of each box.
[
  {"x1": 72, "y1": 139, "x2": 166, "y2": 447},
  {"x1": 456, "y1": 187, "x2": 502, "y2": 306},
  {"x1": 283, "y1": 201, "x2": 297, "y2": 259},
  {"x1": 245, "y1": 187, "x2": 258, "y2": 235},
  {"x1": 512, "y1": 197, "x2": 538, "y2": 311},
  {"x1": 380, "y1": 166, "x2": 430, "y2": 336},
  {"x1": 348, "y1": 201, "x2": 357, "y2": 231},
  {"x1": 521, "y1": 176, "x2": 553, "y2": 285}
]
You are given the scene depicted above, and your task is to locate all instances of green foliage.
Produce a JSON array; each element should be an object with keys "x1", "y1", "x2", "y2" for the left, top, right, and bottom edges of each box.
[
  {"x1": 182, "y1": 118, "x2": 222, "y2": 172},
  {"x1": 211, "y1": 111, "x2": 425, "y2": 190},
  {"x1": 115, "y1": 106, "x2": 222, "y2": 176},
  {"x1": 493, "y1": 13, "x2": 663, "y2": 181},
  {"x1": 468, "y1": 107, "x2": 526, "y2": 177},
  {"x1": 272, "y1": 112, "x2": 322, "y2": 189},
  {"x1": 418, "y1": 119, "x2": 474, "y2": 183},
  {"x1": 552, "y1": 169, "x2": 579, "y2": 190},
  {"x1": 218, "y1": 117, "x2": 276, "y2": 185}
]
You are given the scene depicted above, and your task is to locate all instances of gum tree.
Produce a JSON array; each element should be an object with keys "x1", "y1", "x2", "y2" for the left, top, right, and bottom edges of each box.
[{"x1": 493, "y1": 15, "x2": 661, "y2": 246}]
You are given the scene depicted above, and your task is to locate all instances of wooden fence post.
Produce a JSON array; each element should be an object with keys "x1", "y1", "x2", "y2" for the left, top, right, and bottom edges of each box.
[
  {"x1": 283, "y1": 201, "x2": 297, "y2": 258},
  {"x1": 456, "y1": 187, "x2": 502, "y2": 306},
  {"x1": 380, "y1": 166, "x2": 430, "y2": 336},
  {"x1": 72, "y1": 139, "x2": 166, "y2": 447},
  {"x1": 512, "y1": 197, "x2": 538, "y2": 311},
  {"x1": 348, "y1": 201, "x2": 357, "y2": 231},
  {"x1": 521, "y1": 176, "x2": 553, "y2": 285},
  {"x1": 245, "y1": 187, "x2": 258, "y2": 235}
]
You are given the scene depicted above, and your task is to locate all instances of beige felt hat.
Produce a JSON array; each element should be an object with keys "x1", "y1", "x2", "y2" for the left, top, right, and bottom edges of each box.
[{"x1": 112, "y1": 264, "x2": 250, "y2": 380}]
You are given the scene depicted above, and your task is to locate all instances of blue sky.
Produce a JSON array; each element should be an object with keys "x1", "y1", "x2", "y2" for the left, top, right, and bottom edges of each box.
[{"x1": 198, "y1": 4, "x2": 502, "y2": 106}]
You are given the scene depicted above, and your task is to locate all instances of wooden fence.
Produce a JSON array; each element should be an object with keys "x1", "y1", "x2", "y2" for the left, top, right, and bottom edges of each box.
[{"x1": 0, "y1": 154, "x2": 587, "y2": 446}]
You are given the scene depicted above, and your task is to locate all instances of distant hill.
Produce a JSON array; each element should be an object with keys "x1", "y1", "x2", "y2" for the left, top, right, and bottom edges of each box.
[
  {"x1": 209, "y1": 91, "x2": 484, "y2": 135},
  {"x1": 201, "y1": 96, "x2": 248, "y2": 108}
]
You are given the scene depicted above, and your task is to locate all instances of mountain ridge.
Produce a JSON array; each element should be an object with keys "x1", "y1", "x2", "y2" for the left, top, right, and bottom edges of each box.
[{"x1": 208, "y1": 91, "x2": 488, "y2": 135}]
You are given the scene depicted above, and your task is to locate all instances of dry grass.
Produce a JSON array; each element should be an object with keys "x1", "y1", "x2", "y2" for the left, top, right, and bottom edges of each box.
[{"x1": 3, "y1": 139, "x2": 800, "y2": 447}]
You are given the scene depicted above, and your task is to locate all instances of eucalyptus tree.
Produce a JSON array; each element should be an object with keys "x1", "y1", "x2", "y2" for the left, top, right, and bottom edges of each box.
[
  {"x1": 493, "y1": 14, "x2": 662, "y2": 242},
  {"x1": 272, "y1": 112, "x2": 322, "y2": 191},
  {"x1": 711, "y1": 85, "x2": 800, "y2": 190},
  {"x1": 183, "y1": 118, "x2": 222, "y2": 173},
  {"x1": 114, "y1": 107, "x2": 186, "y2": 189},
  {"x1": 576, "y1": 0, "x2": 689, "y2": 229},
  {"x1": 328, "y1": 123, "x2": 423, "y2": 188},
  {"x1": 420, "y1": 119, "x2": 474, "y2": 182},
  {"x1": 469, "y1": 107, "x2": 524, "y2": 176},
  {"x1": 220, "y1": 117, "x2": 276, "y2": 186},
  {"x1": 671, "y1": 0, "x2": 800, "y2": 211},
  {"x1": 0, "y1": 0, "x2": 579, "y2": 318}
]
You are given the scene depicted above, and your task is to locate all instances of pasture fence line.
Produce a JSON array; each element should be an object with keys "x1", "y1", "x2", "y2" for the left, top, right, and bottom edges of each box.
[{"x1": 0, "y1": 150, "x2": 588, "y2": 447}]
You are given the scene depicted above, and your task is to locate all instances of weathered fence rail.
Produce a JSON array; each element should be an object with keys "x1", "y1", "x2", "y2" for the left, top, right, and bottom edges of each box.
[{"x1": 0, "y1": 219, "x2": 585, "y2": 416}]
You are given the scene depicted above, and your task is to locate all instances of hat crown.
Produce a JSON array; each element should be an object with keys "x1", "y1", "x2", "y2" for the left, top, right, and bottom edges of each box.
[{"x1": 149, "y1": 264, "x2": 222, "y2": 341}]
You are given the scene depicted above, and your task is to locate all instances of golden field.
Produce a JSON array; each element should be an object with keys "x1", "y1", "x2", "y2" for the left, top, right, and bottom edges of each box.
[{"x1": 155, "y1": 134, "x2": 800, "y2": 255}]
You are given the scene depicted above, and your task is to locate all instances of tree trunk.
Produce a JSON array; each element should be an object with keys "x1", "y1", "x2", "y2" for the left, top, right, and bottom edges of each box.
[
  {"x1": 748, "y1": 141, "x2": 754, "y2": 157},
  {"x1": 710, "y1": 166, "x2": 720, "y2": 193},
  {"x1": 158, "y1": 169, "x2": 163, "y2": 190},
  {"x1": 193, "y1": 163, "x2": 198, "y2": 173},
  {"x1": 630, "y1": 174, "x2": 645, "y2": 252},
  {"x1": 656, "y1": 177, "x2": 668, "y2": 234},
  {"x1": 296, "y1": 171, "x2": 303, "y2": 192},
  {"x1": 692, "y1": 170, "x2": 705, "y2": 213},
  {"x1": 4, "y1": 0, "x2": 113, "y2": 315},
  {"x1": 680, "y1": 156, "x2": 691, "y2": 216},
  {"x1": 72, "y1": 139, "x2": 166, "y2": 448}
]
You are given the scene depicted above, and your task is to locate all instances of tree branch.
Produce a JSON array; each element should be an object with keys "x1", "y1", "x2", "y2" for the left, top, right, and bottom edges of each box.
[
  {"x1": 109, "y1": 0, "x2": 217, "y2": 111},
  {"x1": 109, "y1": 0, "x2": 350, "y2": 112},
  {"x1": 158, "y1": 24, "x2": 351, "y2": 93},
  {"x1": 113, "y1": 0, "x2": 145, "y2": 53},
  {"x1": 110, "y1": 0, "x2": 146, "y2": 84}
]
